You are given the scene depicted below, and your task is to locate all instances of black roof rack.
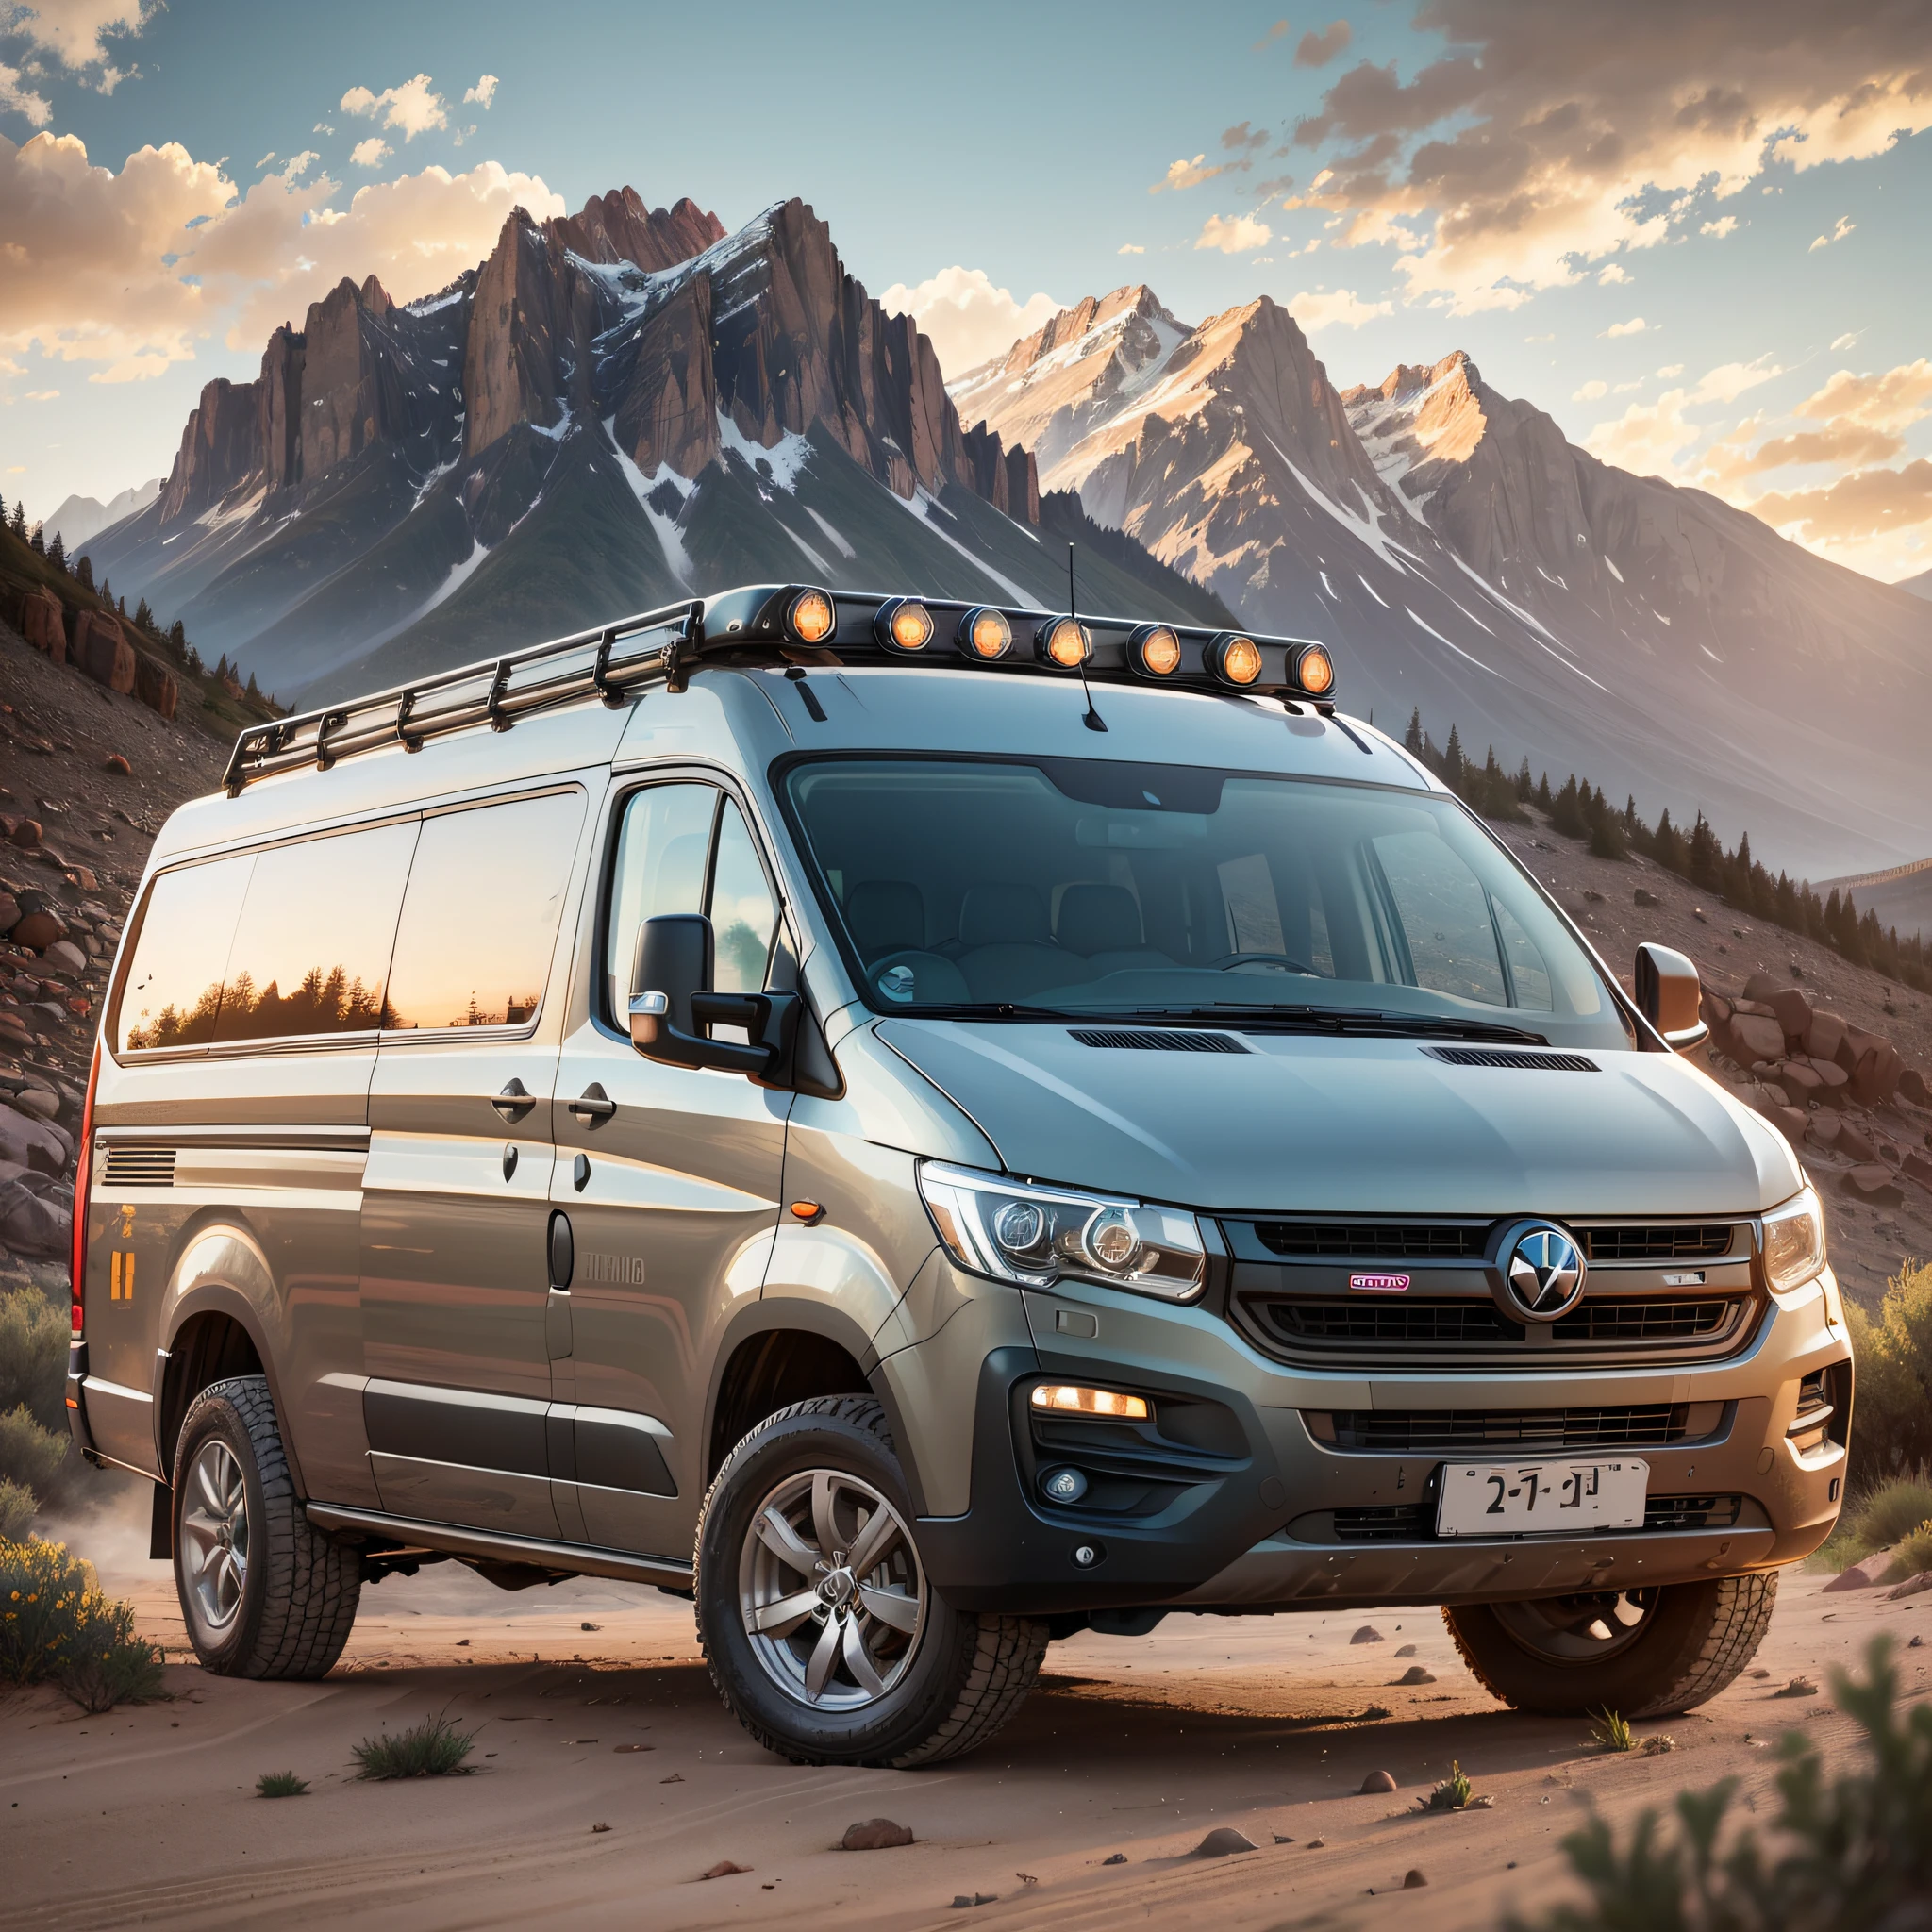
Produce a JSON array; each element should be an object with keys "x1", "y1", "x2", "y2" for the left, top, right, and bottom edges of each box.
[{"x1": 223, "y1": 583, "x2": 1339, "y2": 794}]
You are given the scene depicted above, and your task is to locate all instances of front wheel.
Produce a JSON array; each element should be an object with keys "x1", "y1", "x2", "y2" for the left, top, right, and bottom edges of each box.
[
  {"x1": 694, "y1": 1396, "x2": 1048, "y2": 1766},
  {"x1": 1443, "y1": 1571, "x2": 1777, "y2": 1718}
]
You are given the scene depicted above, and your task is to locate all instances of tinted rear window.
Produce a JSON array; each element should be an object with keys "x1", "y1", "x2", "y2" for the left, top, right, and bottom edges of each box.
[
  {"x1": 118, "y1": 855, "x2": 254, "y2": 1053},
  {"x1": 383, "y1": 791, "x2": 585, "y2": 1030},
  {"x1": 213, "y1": 823, "x2": 419, "y2": 1042}
]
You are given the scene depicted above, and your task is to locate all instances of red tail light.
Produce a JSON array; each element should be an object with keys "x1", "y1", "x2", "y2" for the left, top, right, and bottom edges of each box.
[{"x1": 70, "y1": 1036, "x2": 101, "y2": 1339}]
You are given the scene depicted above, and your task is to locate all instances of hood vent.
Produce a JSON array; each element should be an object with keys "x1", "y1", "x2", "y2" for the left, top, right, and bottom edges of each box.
[
  {"x1": 1424, "y1": 1046, "x2": 1600, "y2": 1072},
  {"x1": 101, "y1": 1146, "x2": 175, "y2": 1187},
  {"x1": 1068, "y1": 1028, "x2": 1249, "y2": 1055}
]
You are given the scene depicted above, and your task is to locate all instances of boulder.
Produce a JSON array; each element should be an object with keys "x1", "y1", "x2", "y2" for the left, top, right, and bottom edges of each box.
[
  {"x1": 1810, "y1": 1114, "x2": 1843, "y2": 1150},
  {"x1": 1742, "y1": 971, "x2": 1782, "y2": 1003},
  {"x1": 1768, "y1": 987, "x2": 1812, "y2": 1041},
  {"x1": 1903, "y1": 1151, "x2": 1932, "y2": 1192},
  {"x1": 18, "y1": 585, "x2": 67, "y2": 662},
  {"x1": 0, "y1": 1178, "x2": 68, "y2": 1257},
  {"x1": 1634, "y1": 887, "x2": 1661, "y2": 908},
  {"x1": 9, "y1": 1087, "x2": 58, "y2": 1120},
  {"x1": 1807, "y1": 1059, "x2": 1851, "y2": 1105},
  {"x1": 1359, "y1": 1770, "x2": 1399, "y2": 1793},
  {"x1": 133, "y1": 652, "x2": 178, "y2": 722},
  {"x1": 0, "y1": 892, "x2": 16, "y2": 938},
  {"x1": 1730, "y1": 1012, "x2": 1787, "y2": 1066},
  {"x1": 104, "y1": 754, "x2": 131, "y2": 776},
  {"x1": 75, "y1": 610, "x2": 136, "y2": 694},
  {"x1": 1838, "y1": 1122, "x2": 1877, "y2": 1163},
  {"x1": 1825, "y1": 1543, "x2": 1906, "y2": 1591},
  {"x1": 10, "y1": 818, "x2": 42, "y2": 851},
  {"x1": 1806, "y1": 1010, "x2": 1850, "y2": 1062},
  {"x1": 1842, "y1": 1164, "x2": 1905, "y2": 1208},
  {"x1": 1902, "y1": 1069, "x2": 1930, "y2": 1109},
  {"x1": 0, "y1": 1098, "x2": 68, "y2": 1174},
  {"x1": 1774, "y1": 1105, "x2": 1810, "y2": 1145},
  {"x1": 42, "y1": 939, "x2": 85, "y2": 979},
  {"x1": 840, "y1": 1819, "x2": 915, "y2": 1851},
  {"x1": 9, "y1": 908, "x2": 67, "y2": 953},
  {"x1": 1776, "y1": 1061, "x2": 1824, "y2": 1106},
  {"x1": 1850, "y1": 1042, "x2": 1902, "y2": 1108}
]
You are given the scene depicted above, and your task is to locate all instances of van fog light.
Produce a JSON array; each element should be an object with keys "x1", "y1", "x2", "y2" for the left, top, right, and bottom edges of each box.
[
  {"x1": 1041, "y1": 1467, "x2": 1089, "y2": 1505},
  {"x1": 1031, "y1": 1384, "x2": 1149, "y2": 1421}
]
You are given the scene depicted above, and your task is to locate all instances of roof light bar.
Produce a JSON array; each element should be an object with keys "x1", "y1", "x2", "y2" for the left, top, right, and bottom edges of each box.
[
  {"x1": 1127, "y1": 623, "x2": 1183, "y2": 678},
  {"x1": 1035, "y1": 615, "x2": 1092, "y2": 671},
  {"x1": 875, "y1": 596, "x2": 935, "y2": 655},
  {"x1": 958, "y1": 606, "x2": 1014, "y2": 661},
  {"x1": 785, "y1": 587, "x2": 837, "y2": 646},
  {"x1": 1295, "y1": 643, "x2": 1335, "y2": 695},
  {"x1": 1206, "y1": 631, "x2": 1263, "y2": 688}
]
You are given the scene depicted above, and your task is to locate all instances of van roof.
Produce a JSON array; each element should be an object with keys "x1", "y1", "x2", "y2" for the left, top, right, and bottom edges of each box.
[{"x1": 221, "y1": 582, "x2": 1347, "y2": 795}]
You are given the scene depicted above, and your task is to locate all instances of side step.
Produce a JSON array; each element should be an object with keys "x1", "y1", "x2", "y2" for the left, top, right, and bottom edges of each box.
[{"x1": 304, "y1": 1501, "x2": 693, "y2": 1591}]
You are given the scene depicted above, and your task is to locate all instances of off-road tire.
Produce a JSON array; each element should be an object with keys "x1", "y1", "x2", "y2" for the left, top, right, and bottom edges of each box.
[
  {"x1": 172, "y1": 1374, "x2": 360, "y2": 1679},
  {"x1": 694, "y1": 1395, "x2": 1049, "y2": 1767},
  {"x1": 1444, "y1": 1570, "x2": 1779, "y2": 1719}
]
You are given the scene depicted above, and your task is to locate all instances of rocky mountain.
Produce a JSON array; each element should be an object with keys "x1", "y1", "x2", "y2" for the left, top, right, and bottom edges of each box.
[
  {"x1": 42, "y1": 479, "x2": 161, "y2": 553},
  {"x1": 81, "y1": 195, "x2": 1223, "y2": 707},
  {"x1": 950, "y1": 294, "x2": 1932, "y2": 878}
]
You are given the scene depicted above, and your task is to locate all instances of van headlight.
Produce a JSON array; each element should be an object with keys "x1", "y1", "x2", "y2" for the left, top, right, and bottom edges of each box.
[
  {"x1": 1762, "y1": 1186, "x2": 1825, "y2": 1293},
  {"x1": 918, "y1": 1161, "x2": 1206, "y2": 1302}
]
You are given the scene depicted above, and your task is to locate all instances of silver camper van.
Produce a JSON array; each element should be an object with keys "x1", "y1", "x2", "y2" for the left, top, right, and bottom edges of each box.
[{"x1": 68, "y1": 583, "x2": 1850, "y2": 1767}]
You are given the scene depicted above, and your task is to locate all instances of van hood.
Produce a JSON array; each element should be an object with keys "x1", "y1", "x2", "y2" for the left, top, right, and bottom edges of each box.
[{"x1": 874, "y1": 1020, "x2": 1801, "y2": 1219}]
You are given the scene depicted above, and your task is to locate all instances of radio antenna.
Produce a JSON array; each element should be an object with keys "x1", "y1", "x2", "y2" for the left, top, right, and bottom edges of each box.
[{"x1": 1068, "y1": 541, "x2": 1107, "y2": 733}]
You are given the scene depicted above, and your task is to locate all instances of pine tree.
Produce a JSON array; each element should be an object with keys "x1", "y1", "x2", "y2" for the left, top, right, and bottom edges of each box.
[
  {"x1": 1515, "y1": 758, "x2": 1534, "y2": 802},
  {"x1": 133, "y1": 597, "x2": 156, "y2": 634},
  {"x1": 1404, "y1": 707, "x2": 1424, "y2": 758},
  {"x1": 98, "y1": 577, "x2": 110, "y2": 608},
  {"x1": 168, "y1": 618, "x2": 186, "y2": 656},
  {"x1": 46, "y1": 530, "x2": 65, "y2": 572},
  {"x1": 1552, "y1": 775, "x2": 1588, "y2": 839},
  {"x1": 8, "y1": 501, "x2": 25, "y2": 539},
  {"x1": 29, "y1": 523, "x2": 44, "y2": 556},
  {"x1": 74, "y1": 553, "x2": 94, "y2": 592},
  {"x1": 1443, "y1": 724, "x2": 1465, "y2": 786},
  {"x1": 1535, "y1": 771, "x2": 1554, "y2": 810},
  {"x1": 117, "y1": 593, "x2": 126, "y2": 616}
]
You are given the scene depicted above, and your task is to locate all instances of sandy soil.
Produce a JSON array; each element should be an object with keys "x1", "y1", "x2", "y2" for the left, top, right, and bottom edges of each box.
[{"x1": 2, "y1": 1550, "x2": 1924, "y2": 1932}]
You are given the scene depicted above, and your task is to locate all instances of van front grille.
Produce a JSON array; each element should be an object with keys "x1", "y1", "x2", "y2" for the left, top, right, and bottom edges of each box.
[
  {"x1": 1314, "y1": 1492, "x2": 1741, "y2": 1544},
  {"x1": 1257, "y1": 1295, "x2": 1742, "y2": 1348},
  {"x1": 1324, "y1": 1406, "x2": 1690, "y2": 1453},
  {"x1": 1253, "y1": 1221, "x2": 1489, "y2": 1260},
  {"x1": 101, "y1": 1146, "x2": 175, "y2": 1187},
  {"x1": 1583, "y1": 1224, "x2": 1737, "y2": 1262}
]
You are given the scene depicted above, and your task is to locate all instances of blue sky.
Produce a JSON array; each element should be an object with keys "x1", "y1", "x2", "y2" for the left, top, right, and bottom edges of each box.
[{"x1": 3, "y1": 0, "x2": 1929, "y2": 578}]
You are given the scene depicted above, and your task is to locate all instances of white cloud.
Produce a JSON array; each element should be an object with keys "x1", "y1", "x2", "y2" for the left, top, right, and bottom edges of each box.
[
  {"x1": 1117, "y1": 243, "x2": 1145, "y2": 255},
  {"x1": 1795, "y1": 358, "x2": 1932, "y2": 436},
  {"x1": 0, "y1": 131, "x2": 563, "y2": 382},
  {"x1": 1603, "y1": 316, "x2": 1648, "y2": 337},
  {"x1": 1657, "y1": 362, "x2": 1684, "y2": 376},
  {"x1": 1596, "y1": 263, "x2": 1630, "y2": 284},
  {"x1": 463, "y1": 75, "x2": 499, "y2": 108},
  {"x1": 340, "y1": 74, "x2": 448, "y2": 141},
  {"x1": 22, "y1": 386, "x2": 57, "y2": 399},
  {"x1": 1830, "y1": 330, "x2": 1862, "y2": 351},
  {"x1": 1153, "y1": 154, "x2": 1224, "y2": 193},
  {"x1": 1195, "y1": 211, "x2": 1272, "y2": 253},
  {"x1": 1287, "y1": 7, "x2": 1931, "y2": 315},
  {"x1": 877, "y1": 265, "x2": 1058, "y2": 378},
  {"x1": 1701, "y1": 215, "x2": 1739, "y2": 238},
  {"x1": 349, "y1": 136, "x2": 392, "y2": 169},
  {"x1": 3, "y1": 0, "x2": 148, "y2": 72},
  {"x1": 1288, "y1": 287, "x2": 1392, "y2": 331},
  {"x1": 1584, "y1": 389, "x2": 1699, "y2": 475},
  {"x1": 253, "y1": 149, "x2": 276, "y2": 171},
  {"x1": 1809, "y1": 215, "x2": 1856, "y2": 251},
  {"x1": 0, "y1": 58, "x2": 50, "y2": 125},
  {"x1": 312, "y1": 121, "x2": 333, "y2": 135},
  {"x1": 1691, "y1": 356, "x2": 1782, "y2": 403},
  {"x1": 1573, "y1": 378, "x2": 1607, "y2": 401}
]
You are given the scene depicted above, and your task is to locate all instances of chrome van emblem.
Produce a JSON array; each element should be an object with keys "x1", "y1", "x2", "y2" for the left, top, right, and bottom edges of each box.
[{"x1": 1492, "y1": 1221, "x2": 1587, "y2": 1322}]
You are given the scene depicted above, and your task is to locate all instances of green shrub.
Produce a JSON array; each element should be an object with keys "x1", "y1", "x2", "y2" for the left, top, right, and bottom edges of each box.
[
  {"x1": 0, "y1": 1404, "x2": 68, "y2": 1497},
  {"x1": 1421, "y1": 1760, "x2": 1476, "y2": 1810},
  {"x1": 1843, "y1": 1260, "x2": 1932, "y2": 1484},
  {"x1": 1510, "y1": 1638, "x2": 1932, "y2": 1931},
  {"x1": 257, "y1": 1771, "x2": 308, "y2": 1798},
  {"x1": 352, "y1": 1709, "x2": 477, "y2": 1779},
  {"x1": 1893, "y1": 1519, "x2": 1932, "y2": 1578},
  {"x1": 1591, "y1": 1709, "x2": 1635, "y2": 1752},
  {"x1": 0, "y1": 1286, "x2": 67, "y2": 1431},
  {"x1": 1589, "y1": 814, "x2": 1628, "y2": 860},
  {"x1": 0, "y1": 1536, "x2": 165, "y2": 1710},
  {"x1": 1807, "y1": 1473, "x2": 1932, "y2": 1572},
  {"x1": 0, "y1": 1477, "x2": 37, "y2": 1541}
]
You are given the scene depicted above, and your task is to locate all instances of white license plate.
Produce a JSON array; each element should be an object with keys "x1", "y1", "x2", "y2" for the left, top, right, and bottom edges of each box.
[{"x1": 1435, "y1": 1458, "x2": 1648, "y2": 1538}]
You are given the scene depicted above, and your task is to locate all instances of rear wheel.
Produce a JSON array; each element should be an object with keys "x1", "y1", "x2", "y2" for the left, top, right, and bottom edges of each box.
[
  {"x1": 695, "y1": 1396, "x2": 1048, "y2": 1766},
  {"x1": 173, "y1": 1375, "x2": 360, "y2": 1679},
  {"x1": 1444, "y1": 1571, "x2": 1777, "y2": 1719}
]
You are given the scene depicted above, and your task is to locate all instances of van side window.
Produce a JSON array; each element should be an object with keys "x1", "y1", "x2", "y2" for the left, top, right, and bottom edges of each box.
[
  {"x1": 604, "y1": 784, "x2": 716, "y2": 1014},
  {"x1": 384, "y1": 791, "x2": 586, "y2": 1030},
  {"x1": 711, "y1": 801, "x2": 779, "y2": 994},
  {"x1": 603, "y1": 787, "x2": 780, "y2": 1016},
  {"x1": 117, "y1": 855, "x2": 255, "y2": 1053},
  {"x1": 213, "y1": 823, "x2": 419, "y2": 1043}
]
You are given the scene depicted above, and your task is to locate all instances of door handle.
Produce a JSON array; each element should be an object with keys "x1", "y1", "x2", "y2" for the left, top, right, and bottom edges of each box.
[
  {"x1": 492, "y1": 1078, "x2": 536, "y2": 1123},
  {"x1": 568, "y1": 1083, "x2": 617, "y2": 1125}
]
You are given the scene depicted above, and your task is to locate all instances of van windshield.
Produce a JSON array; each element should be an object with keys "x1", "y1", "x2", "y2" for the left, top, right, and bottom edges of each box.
[{"x1": 784, "y1": 758, "x2": 1631, "y2": 1049}]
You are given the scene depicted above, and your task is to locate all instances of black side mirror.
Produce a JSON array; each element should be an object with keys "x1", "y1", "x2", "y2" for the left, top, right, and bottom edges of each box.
[
  {"x1": 1635, "y1": 941, "x2": 1709, "y2": 1052},
  {"x1": 629, "y1": 912, "x2": 799, "y2": 1080}
]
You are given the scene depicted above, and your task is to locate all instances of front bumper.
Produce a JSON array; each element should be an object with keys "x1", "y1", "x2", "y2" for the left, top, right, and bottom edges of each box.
[{"x1": 890, "y1": 1260, "x2": 1849, "y2": 1618}]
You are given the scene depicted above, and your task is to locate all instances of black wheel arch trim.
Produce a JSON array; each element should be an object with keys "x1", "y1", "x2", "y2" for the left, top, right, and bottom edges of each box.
[{"x1": 157, "y1": 1282, "x2": 307, "y2": 1500}]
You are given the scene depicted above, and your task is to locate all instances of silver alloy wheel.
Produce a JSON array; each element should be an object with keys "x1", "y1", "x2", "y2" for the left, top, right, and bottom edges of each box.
[
  {"x1": 1492, "y1": 1587, "x2": 1658, "y2": 1664},
  {"x1": 180, "y1": 1439, "x2": 250, "y2": 1634},
  {"x1": 739, "y1": 1468, "x2": 926, "y2": 1710}
]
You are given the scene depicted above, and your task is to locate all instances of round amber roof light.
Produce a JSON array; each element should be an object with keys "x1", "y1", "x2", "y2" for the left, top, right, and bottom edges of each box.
[
  {"x1": 1036, "y1": 616, "x2": 1091, "y2": 670},
  {"x1": 786, "y1": 588, "x2": 836, "y2": 645},
  {"x1": 1208, "y1": 632, "x2": 1263, "y2": 687},
  {"x1": 875, "y1": 598, "x2": 934, "y2": 653},
  {"x1": 1296, "y1": 644, "x2": 1335, "y2": 695},
  {"x1": 958, "y1": 607, "x2": 1013, "y2": 660},
  {"x1": 1128, "y1": 624, "x2": 1183, "y2": 678}
]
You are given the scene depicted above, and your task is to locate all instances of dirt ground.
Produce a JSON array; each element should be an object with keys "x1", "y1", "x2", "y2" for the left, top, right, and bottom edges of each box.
[{"x1": 2, "y1": 1544, "x2": 1923, "y2": 1931}]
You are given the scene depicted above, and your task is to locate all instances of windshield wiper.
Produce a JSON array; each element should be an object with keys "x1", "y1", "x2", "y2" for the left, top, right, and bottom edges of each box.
[{"x1": 1129, "y1": 1005, "x2": 1550, "y2": 1045}]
